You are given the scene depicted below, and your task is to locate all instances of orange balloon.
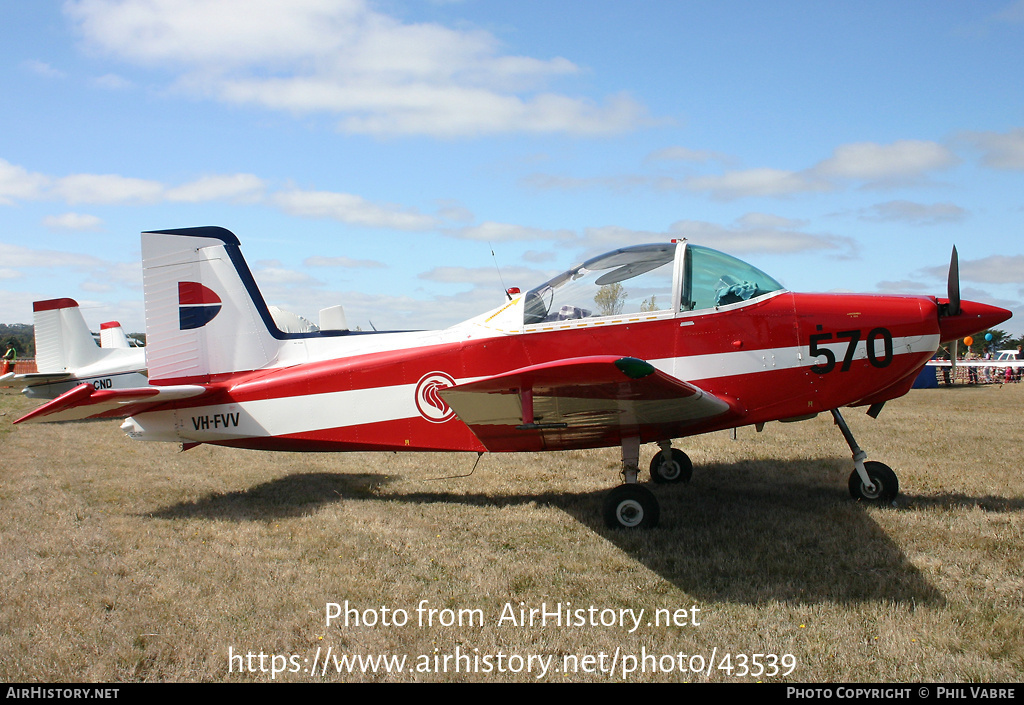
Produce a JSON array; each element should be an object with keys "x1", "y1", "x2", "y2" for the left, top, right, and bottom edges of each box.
[{"x1": 964, "y1": 336, "x2": 974, "y2": 346}]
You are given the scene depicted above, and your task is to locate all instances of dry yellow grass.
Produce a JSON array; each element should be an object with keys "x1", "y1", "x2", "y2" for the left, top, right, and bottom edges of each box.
[{"x1": 1, "y1": 382, "x2": 1022, "y2": 682}]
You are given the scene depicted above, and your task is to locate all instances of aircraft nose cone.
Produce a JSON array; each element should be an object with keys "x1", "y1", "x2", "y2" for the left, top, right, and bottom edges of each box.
[{"x1": 938, "y1": 300, "x2": 1013, "y2": 342}]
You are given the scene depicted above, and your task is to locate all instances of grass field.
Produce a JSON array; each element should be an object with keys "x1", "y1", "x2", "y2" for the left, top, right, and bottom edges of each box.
[{"x1": 1, "y1": 382, "x2": 1022, "y2": 682}]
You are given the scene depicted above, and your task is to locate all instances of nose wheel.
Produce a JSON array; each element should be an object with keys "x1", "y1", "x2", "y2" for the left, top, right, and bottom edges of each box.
[
  {"x1": 650, "y1": 442, "x2": 692, "y2": 484},
  {"x1": 831, "y1": 408, "x2": 900, "y2": 505},
  {"x1": 848, "y1": 461, "x2": 899, "y2": 502}
]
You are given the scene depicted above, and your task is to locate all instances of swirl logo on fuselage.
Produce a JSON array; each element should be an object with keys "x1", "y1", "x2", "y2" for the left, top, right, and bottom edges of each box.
[{"x1": 414, "y1": 372, "x2": 456, "y2": 423}]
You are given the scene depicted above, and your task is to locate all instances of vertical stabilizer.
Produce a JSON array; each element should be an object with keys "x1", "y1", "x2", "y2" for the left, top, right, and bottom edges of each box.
[
  {"x1": 142, "y1": 227, "x2": 282, "y2": 383},
  {"x1": 99, "y1": 321, "x2": 130, "y2": 348},
  {"x1": 32, "y1": 299, "x2": 103, "y2": 373}
]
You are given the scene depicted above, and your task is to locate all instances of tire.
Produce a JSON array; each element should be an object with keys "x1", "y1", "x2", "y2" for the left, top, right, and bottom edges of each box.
[
  {"x1": 650, "y1": 448, "x2": 693, "y2": 484},
  {"x1": 603, "y1": 484, "x2": 660, "y2": 529},
  {"x1": 848, "y1": 461, "x2": 899, "y2": 503}
]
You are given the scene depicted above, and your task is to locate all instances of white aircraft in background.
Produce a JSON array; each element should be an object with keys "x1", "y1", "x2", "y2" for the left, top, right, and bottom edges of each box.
[{"x1": 0, "y1": 298, "x2": 148, "y2": 399}]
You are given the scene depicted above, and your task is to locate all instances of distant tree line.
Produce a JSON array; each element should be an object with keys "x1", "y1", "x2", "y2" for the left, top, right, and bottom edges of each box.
[
  {"x1": 962, "y1": 329, "x2": 1021, "y2": 355},
  {"x1": 1, "y1": 324, "x2": 34, "y2": 358}
]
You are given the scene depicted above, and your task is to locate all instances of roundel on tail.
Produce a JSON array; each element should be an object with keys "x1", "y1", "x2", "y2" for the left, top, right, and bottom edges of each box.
[{"x1": 178, "y1": 282, "x2": 222, "y2": 330}]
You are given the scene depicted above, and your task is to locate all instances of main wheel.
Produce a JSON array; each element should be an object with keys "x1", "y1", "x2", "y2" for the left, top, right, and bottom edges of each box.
[
  {"x1": 650, "y1": 448, "x2": 692, "y2": 484},
  {"x1": 603, "y1": 484, "x2": 660, "y2": 529},
  {"x1": 848, "y1": 461, "x2": 899, "y2": 503}
]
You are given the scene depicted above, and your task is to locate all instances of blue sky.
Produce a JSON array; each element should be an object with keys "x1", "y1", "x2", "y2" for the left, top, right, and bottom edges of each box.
[{"x1": 2, "y1": 0, "x2": 1023, "y2": 335}]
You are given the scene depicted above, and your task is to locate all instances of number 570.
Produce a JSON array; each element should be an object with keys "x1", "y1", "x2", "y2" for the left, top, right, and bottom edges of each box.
[{"x1": 809, "y1": 327, "x2": 893, "y2": 374}]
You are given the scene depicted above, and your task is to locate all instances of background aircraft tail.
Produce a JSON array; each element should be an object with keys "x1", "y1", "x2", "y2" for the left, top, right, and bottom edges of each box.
[
  {"x1": 99, "y1": 321, "x2": 131, "y2": 348},
  {"x1": 142, "y1": 227, "x2": 282, "y2": 383},
  {"x1": 32, "y1": 299, "x2": 103, "y2": 373}
]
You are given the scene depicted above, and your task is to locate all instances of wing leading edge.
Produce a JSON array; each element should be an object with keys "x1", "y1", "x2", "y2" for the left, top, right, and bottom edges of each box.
[
  {"x1": 14, "y1": 383, "x2": 209, "y2": 424},
  {"x1": 440, "y1": 356, "x2": 737, "y2": 452}
]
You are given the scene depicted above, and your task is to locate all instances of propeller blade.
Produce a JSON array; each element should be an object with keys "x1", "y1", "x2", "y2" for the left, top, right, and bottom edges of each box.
[
  {"x1": 951, "y1": 339, "x2": 958, "y2": 378},
  {"x1": 947, "y1": 245, "x2": 961, "y2": 316}
]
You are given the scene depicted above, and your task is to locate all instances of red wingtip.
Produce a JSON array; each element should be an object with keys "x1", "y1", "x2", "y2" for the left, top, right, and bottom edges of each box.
[{"x1": 14, "y1": 383, "x2": 94, "y2": 424}]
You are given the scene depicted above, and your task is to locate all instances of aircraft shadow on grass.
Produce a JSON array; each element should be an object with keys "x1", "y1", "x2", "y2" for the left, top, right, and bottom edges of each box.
[{"x1": 135, "y1": 455, "x2": 1024, "y2": 606}]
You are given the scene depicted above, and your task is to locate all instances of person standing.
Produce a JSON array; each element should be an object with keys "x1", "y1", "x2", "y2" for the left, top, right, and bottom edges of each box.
[{"x1": 1, "y1": 343, "x2": 16, "y2": 375}]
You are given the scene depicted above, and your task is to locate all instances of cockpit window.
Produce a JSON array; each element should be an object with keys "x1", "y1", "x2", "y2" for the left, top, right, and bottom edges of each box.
[
  {"x1": 681, "y1": 244, "x2": 783, "y2": 312},
  {"x1": 524, "y1": 244, "x2": 675, "y2": 325}
]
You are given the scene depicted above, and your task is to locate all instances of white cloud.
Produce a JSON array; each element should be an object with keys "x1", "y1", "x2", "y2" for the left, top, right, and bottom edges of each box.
[
  {"x1": 0, "y1": 156, "x2": 448, "y2": 231},
  {"x1": 251, "y1": 265, "x2": 322, "y2": 286},
  {"x1": 645, "y1": 146, "x2": 730, "y2": 164},
  {"x1": 42, "y1": 212, "x2": 104, "y2": 230},
  {"x1": 813, "y1": 140, "x2": 958, "y2": 182},
  {"x1": 685, "y1": 168, "x2": 830, "y2": 200},
  {"x1": 0, "y1": 269, "x2": 22, "y2": 280},
  {"x1": 735, "y1": 213, "x2": 808, "y2": 230},
  {"x1": 434, "y1": 200, "x2": 474, "y2": 224},
  {"x1": 859, "y1": 200, "x2": 967, "y2": 226},
  {"x1": 419, "y1": 265, "x2": 544, "y2": 286},
  {"x1": 445, "y1": 221, "x2": 576, "y2": 242},
  {"x1": 273, "y1": 189, "x2": 437, "y2": 230},
  {"x1": 521, "y1": 250, "x2": 557, "y2": 264},
  {"x1": 65, "y1": 0, "x2": 653, "y2": 137},
  {"x1": 304, "y1": 255, "x2": 386, "y2": 269},
  {"x1": 679, "y1": 140, "x2": 958, "y2": 199},
  {"x1": 581, "y1": 226, "x2": 670, "y2": 249},
  {"x1": 166, "y1": 174, "x2": 265, "y2": 203},
  {"x1": 22, "y1": 60, "x2": 66, "y2": 78},
  {"x1": 961, "y1": 128, "x2": 1024, "y2": 170},
  {"x1": 53, "y1": 173, "x2": 164, "y2": 204},
  {"x1": 958, "y1": 255, "x2": 1024, "y2": 284},
  {"x1": 0, "y1": 159, "x2": 49, "y2": 204},
  {"x1": 668, "y1": 216, "x2": 856, "y2": 256},
  {"x1": 875, "y1": 279, "x2": 931, "y2": 293},
  {"x1": 3, "y1": 244, "x2": 105, "y2": 269},
  {"x1": 994, "y1": 0, "x2": 1024, "y2": 23},
  {"x1": 91, "y1": 73, "x2": 134, "y2": 90}
]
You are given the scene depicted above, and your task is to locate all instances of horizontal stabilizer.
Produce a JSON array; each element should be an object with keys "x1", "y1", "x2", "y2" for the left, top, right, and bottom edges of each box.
[
  {"x1": 0, "y1": 372, "x2": 72, "y2": 388},
  {"x1": 440, "y1": 355, "x2": 735, "y2": 451},
  {"x1": 15, "y1": 383, "x2": 208, "y2": 424}
]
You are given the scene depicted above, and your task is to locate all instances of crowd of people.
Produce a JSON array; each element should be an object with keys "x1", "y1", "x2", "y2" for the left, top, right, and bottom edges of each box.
[{"x1": 935, "y1": 344, "x2": 1022, "y2": 385}]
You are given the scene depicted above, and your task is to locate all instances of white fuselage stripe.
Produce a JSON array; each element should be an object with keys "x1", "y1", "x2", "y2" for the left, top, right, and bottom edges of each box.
[{"x1": 124, "y1": 334, "x2": 940, "y2": 442}]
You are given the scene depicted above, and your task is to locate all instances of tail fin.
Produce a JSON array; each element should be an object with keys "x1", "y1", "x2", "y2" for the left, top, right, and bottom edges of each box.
[
  {"x1": 32, "y1": 299, "x2": 103, "y2": 373},
  {"x1": 99, "y1": 321, "x2": 130, "y2": 348},
  {"x1": 142, "y1": 227, "x2": 282, "y2": 383}
]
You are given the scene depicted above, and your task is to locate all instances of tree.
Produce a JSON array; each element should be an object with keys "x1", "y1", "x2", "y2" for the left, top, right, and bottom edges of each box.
[
  {"x1": 0, "y1": 324, "x2": 34, "y2": 357},
  {"x1": 594, "y1": 283, "x2": 627, "y2": 316},
  {"x1": 965, "y1": 328, "x2": 1012, "y2": 355}
]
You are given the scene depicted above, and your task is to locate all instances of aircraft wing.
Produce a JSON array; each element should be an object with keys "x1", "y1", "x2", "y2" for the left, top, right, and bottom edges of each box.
[
  {"x1": 440, "y1": 355, "x2": 737, "y2": 452},
  {"x1": 14, "y1": 382, "x2": 208, "y2": 424},
  {"x1": 0, "y1": 372, "x2": 75, "y2": 388}
]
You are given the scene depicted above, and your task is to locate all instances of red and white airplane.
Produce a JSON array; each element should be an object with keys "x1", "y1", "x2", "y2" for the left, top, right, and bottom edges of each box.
[
  {"x1": 0, "y1": 298, "x2": 147, "y2": 399},
  {"x1": 15, "y1": 227, "x2": 1011, "y2": 528}
]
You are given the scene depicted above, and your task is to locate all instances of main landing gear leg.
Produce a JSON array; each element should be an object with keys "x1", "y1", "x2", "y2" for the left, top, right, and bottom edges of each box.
[
  {"x1": 602, "y1": 436, "x2": 660, "y2": 529},
  {"x1": 830, "y1": 408, "x2": 899, "y2": 504}
]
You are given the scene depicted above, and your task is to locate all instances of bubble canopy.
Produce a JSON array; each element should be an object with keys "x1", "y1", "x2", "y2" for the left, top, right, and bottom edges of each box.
[{"x1": 522, "y1": 242, "x2": 784, "y2": 325}]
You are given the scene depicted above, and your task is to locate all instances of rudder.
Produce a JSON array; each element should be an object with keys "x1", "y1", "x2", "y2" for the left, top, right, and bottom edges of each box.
[
  {"x1": 142, "y1": 227, "x2": 282, "y2": 383},
  {"x1": 32, "y1": 299, "x2": 103, "y2": 373}
]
